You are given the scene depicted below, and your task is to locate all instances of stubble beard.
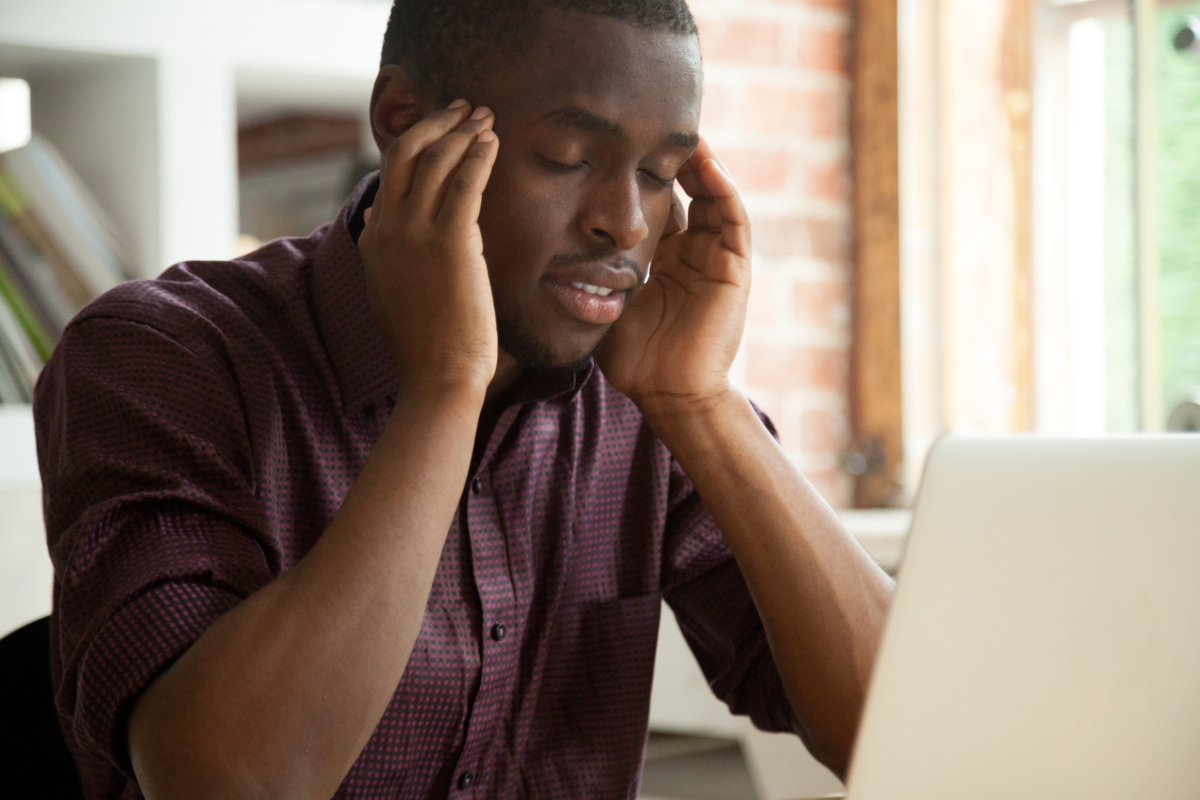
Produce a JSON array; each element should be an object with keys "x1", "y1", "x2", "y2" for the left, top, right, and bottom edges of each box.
[{"x1": 496, "y1": 312, "x2": 605, "y2": 376}]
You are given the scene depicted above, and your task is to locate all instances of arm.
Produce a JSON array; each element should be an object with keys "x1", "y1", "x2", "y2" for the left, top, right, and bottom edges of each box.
[
  {"x1": 127, "y1": 102, "x2": 500, "y2": 800},
  {"x1": 649, "y1": 390, "x2": 891, "y2": 777},
  {"x1": 600, "y1": 138, "x2": 893, "y2": 779}
]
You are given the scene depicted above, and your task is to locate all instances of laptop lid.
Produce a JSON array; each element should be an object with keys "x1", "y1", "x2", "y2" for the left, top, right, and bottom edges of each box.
[{"x1": 846, "y1": 435, "x2": 1200, "y2": 800}]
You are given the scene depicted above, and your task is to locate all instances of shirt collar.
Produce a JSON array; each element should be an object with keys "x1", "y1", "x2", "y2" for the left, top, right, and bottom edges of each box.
[{"x1": 312, "y1": 172, "x2": 595, "y2": 415}]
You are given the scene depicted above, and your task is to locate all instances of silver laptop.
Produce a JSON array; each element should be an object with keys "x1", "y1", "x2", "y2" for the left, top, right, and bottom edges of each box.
[{"x1": 846, "y1": 435, "x2": 1200, "y2": 800}]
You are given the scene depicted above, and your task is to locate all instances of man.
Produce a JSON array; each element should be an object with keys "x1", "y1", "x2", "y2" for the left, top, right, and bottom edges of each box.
[{"x1": 36, "y1": 1, "x2": 893, "y2": 798}]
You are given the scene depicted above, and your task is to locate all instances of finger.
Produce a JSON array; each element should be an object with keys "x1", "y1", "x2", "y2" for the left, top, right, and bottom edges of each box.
[
  {"x1": 436, "y1": 130, "x2": 500, "y2": 233},
  {"x1": 407, "y1": 107, "x2": 495, "y2": 218},
  {"x1": 674, "y1": 135, "x2": 724, "y2": 201},
  {"x1": 358, "y1": 205, "x2": 375, "y2": 250},
  {"x1": 693, "y1": 157, "x2": 751, "y2": 258},
  {"x1": 661, "y1": 183, "x2": 689, "y2": 238},
  {"x1": 686, "y1": 195, "x2": 724, "y2": 231},
  {"x1": 376, "y1": 100, "x2": 472, "y2": 211}
]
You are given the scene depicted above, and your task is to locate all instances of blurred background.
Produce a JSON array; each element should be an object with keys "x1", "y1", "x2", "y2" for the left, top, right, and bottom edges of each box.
[{"x1": 1, "y1": 0, "x2": 1199, "y2": 798}]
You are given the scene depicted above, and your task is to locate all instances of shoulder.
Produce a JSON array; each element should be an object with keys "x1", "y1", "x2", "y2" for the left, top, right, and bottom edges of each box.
[
  {"x1": 77, "y1": 233, "x2": 320, "y2": 335},
  {"x1": 63, "y1": 232, "x2": 326, "y2": 362}
]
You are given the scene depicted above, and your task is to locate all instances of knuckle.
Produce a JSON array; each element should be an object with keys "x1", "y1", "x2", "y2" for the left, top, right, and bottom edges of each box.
[
  {"x1": 449, "y1": 171, "x2": 478, "y2": 196},
  {"x1": 419, "y1": 144, "x2": 447, "y2": 167},
  {"x1": 390, "y1": 134, "x2": 423, "y2": 164}
]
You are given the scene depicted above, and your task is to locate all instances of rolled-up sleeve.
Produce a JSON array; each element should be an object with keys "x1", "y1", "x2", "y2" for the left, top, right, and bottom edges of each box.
[
  {"x1": 659, "y1": 408, "x2": 796, "y2": 736},
  {"x1": 35, "y1": 313, "x2": 273, "y2": 776}
]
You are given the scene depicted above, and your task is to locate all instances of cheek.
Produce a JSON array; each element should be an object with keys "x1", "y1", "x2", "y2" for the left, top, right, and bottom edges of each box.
[
  {"x1": 477, "y1": 162, "x2": 570, "y2": 305},
  {"x1": 479, "y1": 159, "x2": 571, "y2": 261}
]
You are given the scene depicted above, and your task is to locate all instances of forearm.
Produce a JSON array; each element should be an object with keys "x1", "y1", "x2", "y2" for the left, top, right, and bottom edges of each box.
[
  {"x1": 129, "y1": 386, "x2": 484, "y2": 800},
  {"x1": 644, "y1": 389, "x2": 893, "y2": 777}
]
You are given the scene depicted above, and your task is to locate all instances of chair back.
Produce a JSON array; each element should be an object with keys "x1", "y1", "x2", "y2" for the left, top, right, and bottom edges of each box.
[{"x1": 0, "y1": 616, "x2": 84, "y2": 800}]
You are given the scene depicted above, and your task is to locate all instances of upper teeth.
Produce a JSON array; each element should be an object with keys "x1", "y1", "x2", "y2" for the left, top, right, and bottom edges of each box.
[{"x1": 571, "y1": 282, "x2": 613, "y2": 297}]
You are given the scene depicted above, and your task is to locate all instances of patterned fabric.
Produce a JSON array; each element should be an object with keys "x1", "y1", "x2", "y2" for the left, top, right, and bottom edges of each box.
[{"x1": 34, "y1": 174, "x2": 793, "y2": 800}]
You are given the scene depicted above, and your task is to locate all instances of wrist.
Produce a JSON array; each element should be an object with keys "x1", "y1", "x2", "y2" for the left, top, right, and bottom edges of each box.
[
  {"x1": 637, "y1": 384, "x2": 747, "y2": 444},
  {"x1": 393, "y1": 374, "x2": 489, "y2": 419}
]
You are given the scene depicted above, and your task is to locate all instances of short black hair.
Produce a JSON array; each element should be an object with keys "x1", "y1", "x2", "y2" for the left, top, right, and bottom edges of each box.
[{"x1": 381, "y1": 0, "x2": 698, "y2": 102}]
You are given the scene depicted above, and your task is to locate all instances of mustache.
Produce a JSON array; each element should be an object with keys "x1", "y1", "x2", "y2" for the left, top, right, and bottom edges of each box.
[{"x1": 546, "y1": 251, "x2": 646, "y2": 283}]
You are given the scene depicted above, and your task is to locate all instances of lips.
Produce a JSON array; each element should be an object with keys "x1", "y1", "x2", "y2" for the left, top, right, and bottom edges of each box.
[
  {"x1": 545, "y1": 279, "x2": 626, "y2": 325},
  {"x1": 542, "y1": 259, "x2": 640, "y2": 326}
]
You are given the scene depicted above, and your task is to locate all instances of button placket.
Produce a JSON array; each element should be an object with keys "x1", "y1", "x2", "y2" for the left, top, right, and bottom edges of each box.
[{"x1": 454, "y1": 413, "x2": 524, "y2": 797}]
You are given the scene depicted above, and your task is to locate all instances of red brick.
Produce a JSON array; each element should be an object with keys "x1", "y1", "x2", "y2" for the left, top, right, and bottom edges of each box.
[
  {"x1": 745, "y1": 272, "x2": 794, "y2": 330},
  {"x1": 741, "y1": 84, "x2": 847, "y2": 139},
  {"x1": 794, "y1": 278, "x2": 849, "y2": 329},
  {"x1": 753, "y1": 215, "x2": 849, "y2": 263},
  {"x1": 796, "y1": 157, "x2": 851, "y2": 202},
  {"x1": 773, "y1": 0, "x2": 851, "y2": 10},
  {"x1": 699, "y1": 82, "x2": 742, "y2": 130},
  {"x1": 719, "y1": 148, "x2": 790, "y2": 194},
  {"x1": 796, "y1": 24, "x2": 848, "y2": 74},
  {"x1": 801, "y1": 408, "x2": 849, "y2": 452},
  {"x1": 697, "y1": 17, "x2": 783, "y2": 65},
  {"x1": 746, "y1": 344, "x2": 847, "y2": 391}
]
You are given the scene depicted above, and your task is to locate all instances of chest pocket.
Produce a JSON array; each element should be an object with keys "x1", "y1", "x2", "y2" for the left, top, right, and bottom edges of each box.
[{"x1": 522, "y1": 592, "x2": 663, "y2": 800}]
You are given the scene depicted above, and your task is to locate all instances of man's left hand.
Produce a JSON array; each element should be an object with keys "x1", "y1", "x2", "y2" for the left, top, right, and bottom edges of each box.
[{"x1": 598, "y1": 136, "x2": 751, "y2": 417}]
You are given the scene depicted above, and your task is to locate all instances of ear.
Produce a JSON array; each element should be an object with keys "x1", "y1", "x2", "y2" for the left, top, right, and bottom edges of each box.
[{"x1": 369, "y1": 64, "x2": 437, "y2": 154}]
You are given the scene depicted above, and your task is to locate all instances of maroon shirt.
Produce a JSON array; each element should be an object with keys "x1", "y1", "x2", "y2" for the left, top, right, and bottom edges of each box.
[{"x1": 34, "y1": 175, "x2": 793, "y2": 800}]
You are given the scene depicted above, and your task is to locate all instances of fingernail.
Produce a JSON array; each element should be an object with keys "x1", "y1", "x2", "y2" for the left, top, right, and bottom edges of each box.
[
  {"x1": 713, "y1": 158, "x2": 735, "y2": 184},
  {"x1": 449, "y1": 98, "x2": 469, "y2": 109},
  {"x1": 477, "y1": 130, "x2": 496, "y2": 143},
  {"x1": 470, "y1": 106, "x2": 492, "y2": 121}
]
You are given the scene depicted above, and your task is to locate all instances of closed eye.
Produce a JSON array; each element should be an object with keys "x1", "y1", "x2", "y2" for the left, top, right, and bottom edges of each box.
[
  {"x1": 639, "y1": 169, "x2": 675, "y2": 189},
  {"x1": 541, "y1": 157, "x2": 586, "y2": 174}
]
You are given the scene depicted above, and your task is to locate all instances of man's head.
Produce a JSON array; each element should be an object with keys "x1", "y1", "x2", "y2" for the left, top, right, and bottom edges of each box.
[
  {"x1": 380, "y1": 0, "x2": 698, "y2": 104},
  {"x1": 370, "y1": 0, "x2": 703, "y2": 372}
]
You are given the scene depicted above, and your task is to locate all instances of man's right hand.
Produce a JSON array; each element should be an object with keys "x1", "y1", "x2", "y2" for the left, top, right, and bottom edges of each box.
[
  {"x1": 128, "y1": 108, "x2": 504, "y2": 800},
  {"x1": 357, "y1": 100, "x2": 500, "y2": 397}
]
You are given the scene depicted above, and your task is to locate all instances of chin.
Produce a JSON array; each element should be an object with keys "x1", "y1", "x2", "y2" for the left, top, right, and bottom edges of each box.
[{"x1": 497, "y1": 316, "x2": 606, "y2": 373}]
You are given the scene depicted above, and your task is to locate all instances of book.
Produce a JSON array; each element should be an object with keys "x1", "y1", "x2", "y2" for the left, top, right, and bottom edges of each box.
[
  {"x1": 0, "y1": 284, "x2": 39, "y2": 398},
  {"x1": 0, "y1": 252, "x2": 55, "y2": 362},
  {"x1": 0, "y1": 339, "x2": 28, "y2": 403},
  {"x1": 0, "y1": 213, "x2": 74, "y2": 339},
  {"x1": 238, "y1": 113, "x2": 371, "y2": 243},
  {"x1": 0, "y1": 168, "x2": 94, "y2": 311},
  {"x1": 0, "y1": 133, "x2": 138, "y2": 401},
  {"x1": 0, "y1": 135, "x2": 133, "y2": 295}
]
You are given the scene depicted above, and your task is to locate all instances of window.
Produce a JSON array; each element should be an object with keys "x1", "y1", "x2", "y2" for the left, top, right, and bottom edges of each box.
[{"x1": 897, "y1": 0, "x2": 1200, "y2": 494}]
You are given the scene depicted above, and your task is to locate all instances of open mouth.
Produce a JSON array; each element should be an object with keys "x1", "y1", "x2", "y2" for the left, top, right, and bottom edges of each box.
[
  {"x1": 570, "y1": 281, "x2": 615, "y2": 298},
  {"x1": 546, "y1": 279, "x2": 626, "y2": 325}
]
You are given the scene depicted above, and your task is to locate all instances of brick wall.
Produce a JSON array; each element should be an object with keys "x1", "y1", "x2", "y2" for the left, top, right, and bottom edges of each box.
[{"x1": 691, "y1": 0, "x2": 854, "y2": 507}]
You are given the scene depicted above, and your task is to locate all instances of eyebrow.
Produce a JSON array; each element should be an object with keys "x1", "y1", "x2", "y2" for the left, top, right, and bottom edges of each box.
[{"x1": 541, "y1": 104, "x2": 700, "y2": 151}]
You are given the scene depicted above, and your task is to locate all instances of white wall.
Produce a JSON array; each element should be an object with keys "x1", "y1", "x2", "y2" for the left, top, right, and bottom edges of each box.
[{"x1": 0, "y1": 405, "x2": 50, "y2": 639}]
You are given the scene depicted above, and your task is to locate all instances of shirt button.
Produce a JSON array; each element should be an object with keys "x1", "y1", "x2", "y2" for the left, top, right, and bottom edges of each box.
[
  {"x1": 490, "y1": 622, "x2": 507, "y2": 642},
  {"x1": 471, "y1": 476, "x2": 483, "y2": 495},
  {"x1": 457, "y1": 770, "x2": 474, "y2": 790}
]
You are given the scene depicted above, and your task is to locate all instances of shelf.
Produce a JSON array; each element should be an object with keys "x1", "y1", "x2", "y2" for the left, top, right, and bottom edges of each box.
[{"x1": 0, "y1": 0, "x2": 389, "y2": 277}]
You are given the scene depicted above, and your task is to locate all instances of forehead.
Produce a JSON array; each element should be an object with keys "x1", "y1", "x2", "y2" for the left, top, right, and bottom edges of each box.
[{"x1": 482, "y1": 8, "x2": 702, "y2": 134}]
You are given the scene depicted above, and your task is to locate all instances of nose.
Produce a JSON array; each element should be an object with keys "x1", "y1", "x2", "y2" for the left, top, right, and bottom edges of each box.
[{"x1": 577, "y1": 172, "x2": 651, "y2": 252}]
